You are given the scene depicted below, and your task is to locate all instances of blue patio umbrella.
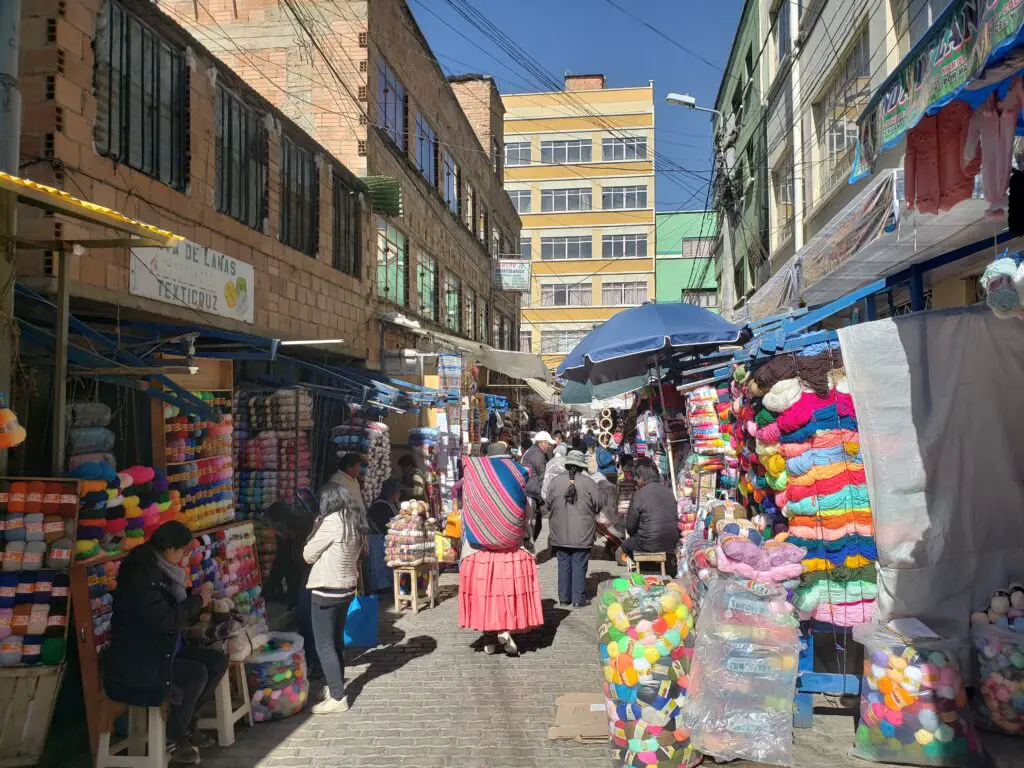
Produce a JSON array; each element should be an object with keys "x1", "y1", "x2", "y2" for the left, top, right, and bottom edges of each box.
[{"x1": 556, "y1": 302, "x2": 745, "y2": 384}]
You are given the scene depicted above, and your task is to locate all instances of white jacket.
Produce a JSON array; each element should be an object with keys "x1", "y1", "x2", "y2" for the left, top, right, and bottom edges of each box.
[{"x1": 303, "y1": 512, "x2": 364, "y2": 594}]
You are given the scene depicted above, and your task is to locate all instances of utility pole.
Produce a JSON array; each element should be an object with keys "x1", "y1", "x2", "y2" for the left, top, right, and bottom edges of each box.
[
  {"x1": 0, "y1": 2, "x2": 20, "y2": 475},
  {"x1": 715, "y1": 115, "x2": 739, "y2": 315}
]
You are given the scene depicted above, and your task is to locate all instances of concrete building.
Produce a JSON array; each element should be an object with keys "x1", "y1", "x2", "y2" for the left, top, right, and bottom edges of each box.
[
  {"x1": 18, "y1": 0, "x2": 373, "y2": 354},
  {"x1": 159, "y1": 0, "x2": 523, "y2": 360},
  {"x1": 503, "y1": 76, "x2": 656, "y2": 371},
  {"x1": 654, "y1": 211, "x2": 717, "y2": 308}
]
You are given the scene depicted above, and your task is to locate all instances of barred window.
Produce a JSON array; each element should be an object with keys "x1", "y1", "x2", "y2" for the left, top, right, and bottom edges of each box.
[
  {"x1": 464, "y1": 287, "x2": 477, "y2": 339},
  {"x1": 443, "y1": 152, "x2": 459, "y2": 215},
  {"x1": 602, "y1": 233, "x2": 647, "y2": 258},
  {"x1": 94, "y1": 0, "x2": 187, "y2": 190},
  {"x1": 215, "y1": 86, "x2": 268, "y2": 230},
  {"x1": 377, "y1": 218, "x2": 408, "y2": 305},
  {"x1": 540, "y1": 236, "x2": 591, "y2": 261},
  {"x1": 331, "y1": 172, "x2": 360, "y2": 277},
  {"x1": 417, "y1": 252, "x2": 438, "y2": 321},
  {"x1": 444, "y1": 273, "x2": 462, "y2": 333},
  {"x1": 279, "y1": 136, "x2": 319, "y2": 257},
  {"x1": 602, "y1": 281, "x2": 647, "y2": 305},
  {"x1": 478, "y1": 298, "x2": 488, "y2": 344},
  {"x1": 376, "y1": 57, "x2": 406, "y2": 150},
  {"x1": 415, "y1": 113, "x2": 438, "y2": 186}
]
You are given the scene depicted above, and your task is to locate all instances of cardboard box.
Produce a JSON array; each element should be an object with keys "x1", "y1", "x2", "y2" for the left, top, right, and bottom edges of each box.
[{"x1": 547, "y1": 693, "x2": 607, "y2": 744}]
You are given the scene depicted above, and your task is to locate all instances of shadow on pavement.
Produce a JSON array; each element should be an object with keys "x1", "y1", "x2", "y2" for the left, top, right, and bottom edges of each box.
[{"x1": 345, "y1": 634, "x2": 438, "y2": 704}]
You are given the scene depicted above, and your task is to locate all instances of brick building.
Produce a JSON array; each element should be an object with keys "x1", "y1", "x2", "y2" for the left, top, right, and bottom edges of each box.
[
  {"x1": 17, "y1": 0, "x2": 378, "y2": 359},
  {"x1": 159, "y1": 0, "x2": 523, "y2": 358}
]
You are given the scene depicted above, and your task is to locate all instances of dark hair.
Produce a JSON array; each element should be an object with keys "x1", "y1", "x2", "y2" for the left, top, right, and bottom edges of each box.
[
  {"x1": 619, "y1": 454, "x2": 635, "y2": 467},
  {"x1": 339, "y1": 452, "x2": 362, "y2": 471},
  {"x1": 398, "y1": 455, "x2": 415, "y2": 469},
  {"x1": 634, "y1": 459, "x2": 661, "y2": 485},
  {"x1": 148, "y1": 521, "x2": 193, "y2": 553},
  {"x1": 571, "y1": 437, "x2": 585, "y2": 452},
  {"x1": 565, "y1": 467, "x2": 578, "y2": 505},
  {"x1": 379, "y1": 478, "x2": 401, "y2": 500},
  {"x1": 553, "y1": 430, "x2": 563, "y2": 440}
]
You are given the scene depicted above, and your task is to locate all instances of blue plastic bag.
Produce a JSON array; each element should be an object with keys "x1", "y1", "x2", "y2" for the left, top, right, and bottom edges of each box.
[{"x1": 343, "y1": 594, "x2": 379, "y2": 648}]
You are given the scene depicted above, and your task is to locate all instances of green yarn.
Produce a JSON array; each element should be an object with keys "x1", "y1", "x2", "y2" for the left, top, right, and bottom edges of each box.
[
  {"x1": 800, "y1": 564, "x2": 877, "y2": 585},
  {"x1": 41, "y1": 637, "x2": 65, "y2": 666},
  {"x1": 755, "y1": 408, "x2": 777, "y2": 427}
]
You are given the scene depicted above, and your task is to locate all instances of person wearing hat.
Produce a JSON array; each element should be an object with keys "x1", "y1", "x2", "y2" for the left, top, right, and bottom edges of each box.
[
  {"x1": 522, "y1": 431, "x2": 553, "y2": 539},
  {"x1": 544, "y1": 450, "x2": 601, "y2": 608}
]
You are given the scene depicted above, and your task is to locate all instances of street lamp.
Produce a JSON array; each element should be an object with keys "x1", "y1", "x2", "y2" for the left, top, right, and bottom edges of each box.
[{"x1": 665, "y1": 92, "x2": 723, "y2": 119}]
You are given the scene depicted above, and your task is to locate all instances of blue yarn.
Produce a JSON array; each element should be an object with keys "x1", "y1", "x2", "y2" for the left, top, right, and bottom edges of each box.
[{"x1": 798, "y1": 340, "x2": 841, "y2": 356}]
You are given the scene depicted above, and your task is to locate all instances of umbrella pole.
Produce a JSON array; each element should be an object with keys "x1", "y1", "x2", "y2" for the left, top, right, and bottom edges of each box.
[{"x1": 656, "y1": 364, "x2": 679, "y2": 500}]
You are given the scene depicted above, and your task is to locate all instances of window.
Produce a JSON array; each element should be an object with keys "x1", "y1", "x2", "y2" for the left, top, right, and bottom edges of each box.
[
  {"x1": 377, "y1": 218, "x2": 408, "y2": 305},
  {"x1": 358, "y1": 86, "x2": 367, "y2": 101},
  {"x1": 492, "y1": 228, "x2": 501, "y2": 258},
  {"x1": 519, "y1": 330, "x2": 532, "y2": 353},
  {"x1": 774, "y1": 1, "x2": 791, "y2": 63},
  {"x1": 492, "y1": 137, "x2": 503, "y2": 180},
  {"x1": 442, "y1": 151, "x2": 459, "y2": 214},
  {"x1": 464, "y1": 286, "x2": 476, "y2": 338},
  {"x1": 500, "y1": 315, "x2": 511, "y2": 350},
  {"x1": 520, "y1": 237, "x2": 532, "y2": 259},
  {"x1": 415, "y1": 113, "x2": 438, "y2": 186},
  {"x1": 540, "y1": 329, "x2": 588, "y2": 354},
  {"x1": 541, "y1": 282, "x2": 592, "y2": 307},
  {"x1": 215, "y1": 85, "x2": 268, "y2": 230},
  {"x1": 358, "y1": 31, "x2": 368, "y2": 47},
  {"x1": 541, "y1": 236, "x2": 591, "y2": 260},
  {"x1": 331, "y1": 172, "x2": 360, "y2": 277},
  {"x1": 602, "y1": 233, "x2": 647, "y2": 258},
  {"x1": 444, "y1": 273, "x2": 461, "y2": 332},
  {"x1": 602, "y1": 281, "x2": 648, "y2": 306},
  {"x1": 687, "y1": 291, "x2": 717, "y2": 308},
  {"x1": 417, "y1": 252, "x2": 438, "y2": 321},
  {"x1": 505, "y1": 141, "x2": 531, "y2": 167},
  {"x1": 509, "y1": 189, "x2": 531, "y2": 213},
  {"x1": 464, "y1": 183, "x2": 476, "y2": 230},
  {"x1": 540, "y1": 188, "x2": 591, "y2": 212},
  {"x1": 94, "y1": 0, "x2": 187, "y2": 190},
  {"x1": 602, "y1": 185, "x2": 647, "y2": 210},
  {"x1": 478, "y1": 298, "x2": 488, "y2": 343},
  {"x1": 814, "y1": 29, "x2": 871, "y2": 198},
  {"x1": 279, "y1": 136, "x2": 319, "y2": 257},
  {"x1": 773, "y1": 156, "x2": 795, "y2": 246},
  {"x1": 376, "y1": 57, "x2": 406, "y2": 150},
  {"x1": 680, "y1": 238, "x2": 714, "y2": 258},
  {"x1": 478, "y1": 201, "x2": 489, "y2": 244},
  {"x1": 493, "y1": 315, "x2": 501, "y2": 349},
  {"x1": 602, "y1": 137, "x2": 647, "y2": 161},
  {"x1": 540, "y1": 139, "x2": 592, "y2": 164}
]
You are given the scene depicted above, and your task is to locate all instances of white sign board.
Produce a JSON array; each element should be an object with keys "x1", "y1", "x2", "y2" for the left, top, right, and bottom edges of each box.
[
  {"x1": 130, "y1": 240, "x2": 255, "y2": 324},
  {"x1": 492, "y1": 259, "x2": 531, "y2": 292}
]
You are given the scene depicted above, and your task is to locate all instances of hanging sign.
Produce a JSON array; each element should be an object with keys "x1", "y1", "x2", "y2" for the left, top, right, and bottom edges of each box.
[
  {"x1": 851, "y1": 0, "x2": 1024, "y2": 183},
  {"x1": 130, "y1": 239, "x2": 255, "y2": 324},
  {"x1": 492, "y1": 259, "x2": 532, "y2": 292}
]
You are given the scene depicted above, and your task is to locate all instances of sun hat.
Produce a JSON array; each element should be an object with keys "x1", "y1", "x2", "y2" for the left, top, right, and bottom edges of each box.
[{"x1": 565, "y1": 450, "x2": 588, "y2": 471}]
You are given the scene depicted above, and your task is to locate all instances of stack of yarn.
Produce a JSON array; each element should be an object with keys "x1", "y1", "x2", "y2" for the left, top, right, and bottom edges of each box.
[
  {"x1": 853, "y1": 624, "x2": 983, "y2": 766},
  {"x1": 710, "y1": 519, "x2": 806, "y2": 585},
  {"x1": 683, "y1": 577, "x2": 800, "y2": 765},
  {"x1": 0, "y1": 479, "x2": 78, "y2": 666},
  {"x1": 245, "y1": 632, "x2": 308, "y2": 722},
  {"x1": 748, "y1": 343, "x2": 878, "y2": 627},
  {"x1": 684, "y1": 387, "x2": 727, "y2": 474},
  {"x1": 331, "y1": 420, "x2": 391, "y2": 506},
  {"x1": 65, "y1": 401, "x2": 115, "y2": 473},
  {"x1": 85, "y1": 560, "x2": 119, "y2": 654},
  {"x1": 166, "y1": 394, "x2": 234, "y2": 531},
  {"x1": 595, "y1": 576, "x2": 701, "y2": 768},
  {"x1": 971, "y1": 585, "x2": 1024, "y2": 734},
  {"x1": 385, "y1": 501, "x2": 437, "y2": 568}
]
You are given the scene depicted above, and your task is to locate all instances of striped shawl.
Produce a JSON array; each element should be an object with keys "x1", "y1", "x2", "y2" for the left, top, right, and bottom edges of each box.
[{"x1": 462, "y1": 456, "x2": 530, "y2": 551}]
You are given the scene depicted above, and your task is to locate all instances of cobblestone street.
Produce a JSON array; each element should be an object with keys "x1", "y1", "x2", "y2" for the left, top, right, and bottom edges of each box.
[{"x1": 202, "y1": 533, "x2": 623, "y2": 768}]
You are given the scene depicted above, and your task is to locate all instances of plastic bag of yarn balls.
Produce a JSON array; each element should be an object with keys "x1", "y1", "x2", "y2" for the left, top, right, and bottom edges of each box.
[
  {"x1": 682, "y1": 576, "x2": 799, "y2": 766},
  {"x1": 596, "y1": 575, "x2": 701, "y2": 768},
  {"x1": 971, "y1": 621, "x2": 1024, "y2": 735},
  {"x1": 245, "y1": 632, "x2": 308, "y2": 722},
  {"x1": 852, "y1": 623, "x2": 983, "y2": 767}
]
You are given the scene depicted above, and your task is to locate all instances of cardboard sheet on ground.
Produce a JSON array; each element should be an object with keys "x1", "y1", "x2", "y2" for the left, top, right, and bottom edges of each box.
[{"x1": 547, "y1": 693, "x2": 606, "y2": 743}]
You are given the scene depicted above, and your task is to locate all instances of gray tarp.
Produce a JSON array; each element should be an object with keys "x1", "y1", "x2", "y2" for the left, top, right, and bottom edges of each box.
[{"x1": 838, "y1": 306, "x2": 1024, "y2": 674}]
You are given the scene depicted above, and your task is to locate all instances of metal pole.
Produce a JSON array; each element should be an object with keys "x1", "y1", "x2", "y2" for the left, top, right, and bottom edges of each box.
[
  {"x1": 52, "y1": 245, "x2": 69, "y2": 473},
  {"x1": 655, "y1": 364, "x2": 679, "y2": 500},
  {"x1": 0, "y1": 1, "x2": 20, "y2": 475}
]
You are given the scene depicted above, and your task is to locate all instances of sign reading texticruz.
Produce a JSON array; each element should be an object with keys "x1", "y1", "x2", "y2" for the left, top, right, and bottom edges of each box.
[{"x1": 130, "y1": 239, "x2": 254, "y2": 324}]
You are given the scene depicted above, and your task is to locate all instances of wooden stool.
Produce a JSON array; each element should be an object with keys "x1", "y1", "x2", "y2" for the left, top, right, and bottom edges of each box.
[
  {"x1": 393, "y1": 564, "x2": 437, "y2": 614},
  {"x1": 627, "y1": 552, "x2": 669, "y2": 576},
  {"x1": 95, "y1": 704, "x2": 167, "y2": 768},
  {"x1": 197, "y1": 660, "x2": 253, "y2": 747}
]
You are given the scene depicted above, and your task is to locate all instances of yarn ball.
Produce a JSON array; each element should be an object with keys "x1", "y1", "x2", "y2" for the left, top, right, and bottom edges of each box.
[{"x1": 982, "y1": 258, "x2": 1020, "y2": 317}]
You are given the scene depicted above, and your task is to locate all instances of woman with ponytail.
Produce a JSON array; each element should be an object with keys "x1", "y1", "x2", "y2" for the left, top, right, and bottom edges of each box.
[{"x1": 545, "y1": 450, "x2": 601, "y2": 607}]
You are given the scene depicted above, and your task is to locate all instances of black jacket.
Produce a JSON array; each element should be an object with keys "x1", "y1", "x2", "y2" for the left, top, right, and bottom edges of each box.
[
  {"x1": 103, "y1": 546, "x2": 203, "y2": 707},
  {"x1": 521, "y1": 445, "x2": 548, "y2": 501},
  {"x1": 625, "y1": 482, "x2": 680, "y2": 554}
]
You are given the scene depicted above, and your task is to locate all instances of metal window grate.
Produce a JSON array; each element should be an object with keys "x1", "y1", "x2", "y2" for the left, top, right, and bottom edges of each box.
[
  {"x1": 93, "y1": 0, "x2": 187, "y2": 191},
  {"x1": 332, "y1": 173, "x2": 360, "y2": 277},
  {"x1": 279, "y1": 135, "x2": 320, "y2": 257},
  {"x1": 215, "y1": 85, "x2": 268, "y2": 231}
]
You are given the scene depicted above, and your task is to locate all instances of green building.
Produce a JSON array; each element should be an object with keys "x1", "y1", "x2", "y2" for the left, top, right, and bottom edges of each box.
[{"x1": 655, "y1": 211, "x2": 717, "y2": 308}]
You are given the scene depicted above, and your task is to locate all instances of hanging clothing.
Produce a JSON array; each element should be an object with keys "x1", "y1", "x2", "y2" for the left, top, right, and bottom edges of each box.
[
  {"x1": 964, "y1": 78, "x2": 1024, "y2": 218},
  {"x1": 905, "y1": 101, "x2": 981, "y2": 214}
]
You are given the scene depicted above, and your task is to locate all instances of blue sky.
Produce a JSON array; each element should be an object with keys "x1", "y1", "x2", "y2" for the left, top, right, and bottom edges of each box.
[{"x1": 409, "y1": 0, "x2": 744, "y2": 214}]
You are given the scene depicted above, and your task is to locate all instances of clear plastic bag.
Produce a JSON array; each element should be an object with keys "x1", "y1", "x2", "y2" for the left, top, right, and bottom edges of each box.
[
  {"x1": 853, "y1": 624, "x2": 983, "y2": 766},
  {"x1": 596, "y1": 575, "x2": 701, "y2": 768},
  {"x1": 683, "y1": 576, "x2": 800, "y2": 765},
  {"x1": 971, "y1": 622, "x2": 1024, "y2": 735},
  {"x1": 245, "y1": 631, "x2": 308, "y2": 721}
]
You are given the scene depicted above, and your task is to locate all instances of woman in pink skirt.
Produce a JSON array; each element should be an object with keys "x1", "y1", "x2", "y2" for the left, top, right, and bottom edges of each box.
[{"x1": 459, "y1": 441, "x2": 544, "y2": 656}]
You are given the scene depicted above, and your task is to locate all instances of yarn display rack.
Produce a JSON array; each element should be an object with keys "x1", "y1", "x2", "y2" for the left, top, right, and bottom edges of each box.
[
  {"x1": 0, "y1": 478, "x2": 78, "y2": 667},
  {"x1": 330, "y1": 418, "x2": 391, "y2": 507}
]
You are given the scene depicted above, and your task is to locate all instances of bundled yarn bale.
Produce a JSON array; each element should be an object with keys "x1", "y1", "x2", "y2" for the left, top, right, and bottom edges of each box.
[
  {"x1": 384, "y1": 500, "x2": 437, "y2": 568},
  {"x1": 245, "y1": 632, "x2": 308, "y2": 722},
  {"x1": 970, "y1": 585, "x2": 1024, "y2": 734}
]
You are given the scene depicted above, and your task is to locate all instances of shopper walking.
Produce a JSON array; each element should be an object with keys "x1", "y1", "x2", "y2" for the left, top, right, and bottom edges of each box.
[
  {"x1": 104, "y1": 521, "x2": 226, "y2": 765},
  {"x1": 330, "y1": 452, "x2": 367, "y2": 515},
  {"x1": 545, "y1": 450, "x2": 600, "y2": 607},
  {"x1": 304, "y1": 483, "x2": 368, "y2": 714},
  {"x1": 459, "y1": 441, "x2": 543, "y2": 656},
  {"x1": 522, "y1": 430, "x2": 553, "y2": 539}
]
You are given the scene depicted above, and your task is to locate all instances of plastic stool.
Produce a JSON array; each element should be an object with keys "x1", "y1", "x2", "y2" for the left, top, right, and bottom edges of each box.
[
  {"x1": 197, "y1": 660, "x2": 253, "y2": 746},
  {"x1": 95, "y1": 705, "x2": 167, "y2": 768}
]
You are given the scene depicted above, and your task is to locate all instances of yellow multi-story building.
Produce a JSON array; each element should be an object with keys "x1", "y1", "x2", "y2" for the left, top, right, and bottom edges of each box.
[{"x1": 503, "y1": 75, "x2": 656, "y2": 371}]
